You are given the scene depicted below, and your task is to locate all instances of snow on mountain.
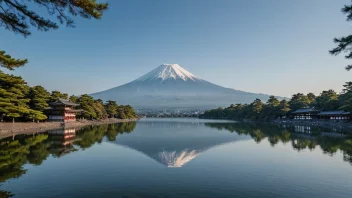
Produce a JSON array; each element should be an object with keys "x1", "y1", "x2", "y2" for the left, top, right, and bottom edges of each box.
[
  {"x1": 158, "y1": 150, "x2": 199, "y2": 168},
  {"x1": 90, "y1": 64, "x2": 280, "y2": 110},
  {"x1": 135, "y1": 64, "x2": 200, "y2": 82}
]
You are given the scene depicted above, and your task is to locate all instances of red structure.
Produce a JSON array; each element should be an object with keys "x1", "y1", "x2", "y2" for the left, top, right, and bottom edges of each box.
[{"x1": 46, "y1": 99, "x2": 83, "y2": 122}]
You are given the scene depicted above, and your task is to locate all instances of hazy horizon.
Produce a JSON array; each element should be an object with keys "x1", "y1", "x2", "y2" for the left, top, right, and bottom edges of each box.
[{"x1": 2, "y1": 0, "x2": 352, "y2": 98}]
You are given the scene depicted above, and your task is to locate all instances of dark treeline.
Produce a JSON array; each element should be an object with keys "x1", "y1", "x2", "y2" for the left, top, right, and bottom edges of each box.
[
  {"x1": 200, "y1": 82, "x2": 352, "y2": 121},
  {"x1": 0, "y1": 72, "x2": 137, "y2": 122}
]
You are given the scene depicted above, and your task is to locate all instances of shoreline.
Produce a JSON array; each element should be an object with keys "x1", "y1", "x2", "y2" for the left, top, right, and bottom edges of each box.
[
  {"x1": 0, "y1": 118, "x2": 139, "y2": 139},
  {"x1": 272, "y1": 119, "x2": 352, "y2": 131},
  {"x1": 199, "y1": 117, "x2": 352, "y2": 132}
]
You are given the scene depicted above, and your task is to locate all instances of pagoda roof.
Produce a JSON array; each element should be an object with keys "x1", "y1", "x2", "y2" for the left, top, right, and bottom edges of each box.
[{"x1": 49, "y1": 99, "x2": 79, "y2": 107}]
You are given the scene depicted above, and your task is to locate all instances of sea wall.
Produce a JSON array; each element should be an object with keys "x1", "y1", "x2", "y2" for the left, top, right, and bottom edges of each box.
[{"x1": 0, "y1": 118, "x2": 138, "y2": 139}]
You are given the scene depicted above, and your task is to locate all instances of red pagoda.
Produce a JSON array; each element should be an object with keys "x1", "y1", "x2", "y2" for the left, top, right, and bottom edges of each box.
[{"x1": 46, "y1": 99, "x2": 83, "y2": 122}]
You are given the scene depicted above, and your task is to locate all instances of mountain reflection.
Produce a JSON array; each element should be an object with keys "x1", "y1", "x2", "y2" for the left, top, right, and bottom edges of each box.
[
  {"x1": 112, "y1": 121, "x2": 249, "y2": 168},
  {"x1": 1, "y1": 120, "x2": 352, "y2": 197}
]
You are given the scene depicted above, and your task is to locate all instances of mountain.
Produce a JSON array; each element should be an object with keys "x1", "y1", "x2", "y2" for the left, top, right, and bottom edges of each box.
[{"x1": 91, "y1": 64, "x2": 278, "y2": 110}]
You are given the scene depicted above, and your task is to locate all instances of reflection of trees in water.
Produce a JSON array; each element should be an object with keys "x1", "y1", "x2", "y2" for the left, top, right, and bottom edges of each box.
[
  {"x1": 105, "y1": 122, "x2": 136, "y2": 141},
  {"x1": 74, "y1": 122, "x2": 137, "y2": 148},
  {"x1": 0, "y1": 134, "x2": 49, "y2": 184},
  {"x1": 0, "y1": 122, "x2": 137, "y2": 196},
  {"x1": 0, "y1": 190, "x2": 13, "y2": 198},
  {"x1": 205, "y1": 122, "x2": 352, "y2": 165},
  {"x1": 291, "y1": 139, "x2": 317, "y2": 151}
]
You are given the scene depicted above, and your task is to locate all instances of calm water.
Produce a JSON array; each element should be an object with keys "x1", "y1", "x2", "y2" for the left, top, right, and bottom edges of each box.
[{"x1": 1, "y1": 118, "x2": 352, "y2": 198}]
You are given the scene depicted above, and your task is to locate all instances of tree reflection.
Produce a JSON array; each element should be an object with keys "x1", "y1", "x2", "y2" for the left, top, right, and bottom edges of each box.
[
  {"x1": 1, "y1": 120, "x2": 351, "y2": 196},
  {"x1": 0, "y1": 190, "x2": 14, "y2": 198},
  {"x1": 205, "y1": 122, "x2": 352, "y2": 165},
  {"x1": 0, "y1": 121, "x2": 137, "y2": 194}
]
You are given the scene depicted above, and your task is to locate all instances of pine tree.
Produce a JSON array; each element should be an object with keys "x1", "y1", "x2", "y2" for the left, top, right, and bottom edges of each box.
[
  {"x1": 342, "y1": 82, "x2": 352, "y2": 93},
  {"x1": 330, "y1": 1, "x2": 352, "y2": 70},
  {"x1": 28, "y1": 109, "x2": 47, "y2": 122},
  {"x1": 105, "y1": 100, "x2": 119, "y2": 118},
  {"x1": 0, "y1": 51, "x2": 27, "y2": 71},
  {"x1": 267, "y1": 96, "x2": 280, "y2": 107},
  {"x1": 69, "y1": 95, "x2": 78, "y2": 103},
  {"x1": 50, "y1": 91, "x2": 68, "y2": 101},
  {"x1": 0, "y1": 0, "x2": 108, "y2": 37},
  {"x1": 28, "y1": 86, "x2": 50, "y2": 111},
  {"x1": 0, "y1": 71, "x2": 31, "y2": 122},
  {"x1": 313, "y1": 90, "x2": 339, "y2": 111},
  {"x1": 279, "y1": 100, "x2": 290, "y2": 115},
  {"x1": 0, "y1": 0, "x2": 108, "y2": 71},
  {"x1": 77, "y1": 94, "x2": 96, "y2": 119},
  {"x1": 288, "y1": 93, "x2": 310, "y2": 111},
  {"x1": 94, "y1": 99, "x2": 108, "y2": 119}
]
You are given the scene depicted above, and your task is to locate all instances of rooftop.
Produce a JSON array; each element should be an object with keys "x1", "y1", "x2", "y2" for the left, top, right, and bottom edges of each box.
[
  {"x1": 318, "y1": 111, "x2": 350, "y2": 116},
  {"x1": 291, "y1": 108, "x2": 319, "y2": 114},
  {"x1": 49, "y1": 99, "x2": 79, "y2": 107}
]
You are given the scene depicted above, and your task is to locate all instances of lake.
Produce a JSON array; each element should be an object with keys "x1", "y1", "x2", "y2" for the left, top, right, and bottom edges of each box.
[{"x1": 1, "y1": 118, "x2": 352, "y2": 198}]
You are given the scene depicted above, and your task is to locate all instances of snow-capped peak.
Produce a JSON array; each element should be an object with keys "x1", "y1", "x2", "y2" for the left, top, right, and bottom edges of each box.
[
  {"x1": 158, "y1": 150, "x2": 199, "y2": 168},
  {"x1": 135, "y1": 64, "x2": 200, "y2": 82}
]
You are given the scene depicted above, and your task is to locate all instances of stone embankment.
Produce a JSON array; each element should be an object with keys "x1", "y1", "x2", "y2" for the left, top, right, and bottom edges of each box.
[{"x1": 0, "y1": 118, "x2": 138, "y2": 139}]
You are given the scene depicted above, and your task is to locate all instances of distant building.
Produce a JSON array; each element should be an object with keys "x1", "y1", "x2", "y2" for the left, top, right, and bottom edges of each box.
[
  {"x1": 291, "y1": 108, "x2": 320, "y2": 120},
  {"x1": 317, "y1": 111, "x2": 350, "y2": 120},
  {"x1": 46, "y1": 99, "x2": 83, "y2": 122}
]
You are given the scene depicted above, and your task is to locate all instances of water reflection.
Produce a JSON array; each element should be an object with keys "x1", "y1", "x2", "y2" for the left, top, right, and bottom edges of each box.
[
  {"x1": 112, "y1": 121, "x2": 249, "y2": 168},
  {"x1": 0, "y1": 120, "x2": 352, "y2": 197},
  {"x1": 0, "y1": 122, "x2": 137, "y2": 197},
  {"x1": 205, "y1": 122, "x2": 352, "y2": 165}
]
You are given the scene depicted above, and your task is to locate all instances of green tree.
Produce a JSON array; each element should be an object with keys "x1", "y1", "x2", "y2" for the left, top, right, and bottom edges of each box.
[
  {"x1": 307, "y1": 93, "x2": 316, "y2": 104},
  {"x1": 278, "y1": 100, "x2": 290, "y2": 116},
  {"x1": 105, "y1": 100, "x2": 119, "y2": 118},
  {"x1": 28, "y1": 86, "x2": 50, "y2": 111},
  {"x1": 50, "y1": 91, "x2": 68, "y2": 101},
  {"x1": 342, "y1": 82, "x2": 352, "y2": 93},
  {"x1": 77, "y1": 94, "x2": 96, "y2": 119},
  {"x1": 340, "y1": 93, "x2": 352, "y2": 112},
  {"x1": 262, "y1": 96, "x2": 281, "y2": 120},
  {"x1": 267, "y1": 96, "x2": 280, "y2": 107},
  {"x1": 69, "y1": 95, "x2": 78, "y2": 103},
  {"x1": 312, "y1": 90, "x2": 339, "y2": 111},
  {"x1": 27, "y1": 109, "x2": 47, "y2": 122},
  {"x1": 330, "y1": 1, "x2": 352, "y2": 70},
  {"x1": 0, "y1": 0, "x2": 108, "y2": 71},
  {"x1": 248, "y1": 99, "x2": 263, "y2": 120},
  {"x1": 289, "y1": 93, "x2": 310, "y2": 111},
  {"x1": 251, "y1": 99, "x2": 263, "y2": 114},
  {"x1": 0, "y1": 51, "x2": 27, "y2": 71},
  {"x1": 94, "y1": 99, "x2": 108, "y2": 119},
  {"x1": 116, "y1": 105, "x2": 137, "y2": 119},
  {"x1": 0, "y1": 72, "x2": 30, "y2": 122}
]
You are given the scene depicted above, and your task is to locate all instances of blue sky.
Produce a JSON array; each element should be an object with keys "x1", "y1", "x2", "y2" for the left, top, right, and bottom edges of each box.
[{"x1": 2, "y1": 0, "x2": 352, "y2": 97}]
